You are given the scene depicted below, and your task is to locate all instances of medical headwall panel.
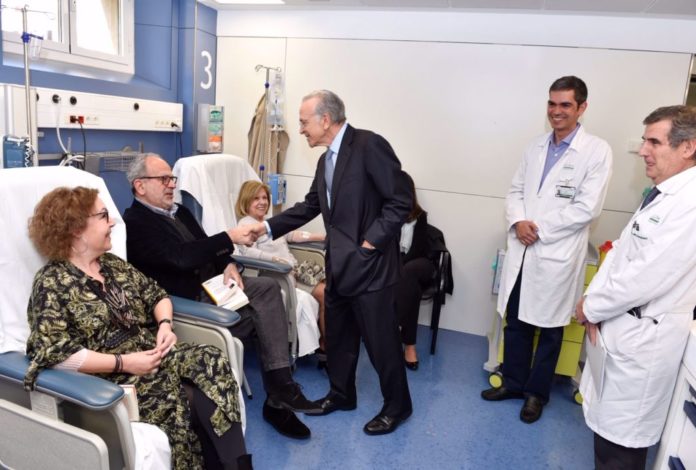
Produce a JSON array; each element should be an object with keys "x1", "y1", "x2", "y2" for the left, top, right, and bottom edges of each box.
[
  {"x1": 35, "y1": 88, "x2": 183, "y2": 132},
  {"x1": 281, "y1": 38, "x2": 689, "y2": 213}
]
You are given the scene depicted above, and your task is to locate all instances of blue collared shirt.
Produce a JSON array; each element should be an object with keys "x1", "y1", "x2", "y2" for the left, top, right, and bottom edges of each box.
[{"x1": 539, "y1": 124, "x2": 580, "y2": 190}]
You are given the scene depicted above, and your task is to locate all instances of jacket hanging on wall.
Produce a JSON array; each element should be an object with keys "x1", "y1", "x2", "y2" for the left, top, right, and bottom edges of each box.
[{"x1": 248, "y1": 94, "x2": 289, "y2": 177}]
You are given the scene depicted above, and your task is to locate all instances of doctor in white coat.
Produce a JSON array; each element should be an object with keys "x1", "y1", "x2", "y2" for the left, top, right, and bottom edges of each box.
[
  {"x1": 482, "y1": 76, "x2": 613, "y2": 424},
  {"x1": 577, "y1": 105, "x2": 696, "y2": 469}
]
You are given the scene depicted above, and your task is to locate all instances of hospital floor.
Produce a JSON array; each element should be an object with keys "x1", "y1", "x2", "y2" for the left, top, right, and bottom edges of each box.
[{"x1": 241, "y1": 325, "x2": 657, "y2": 469}]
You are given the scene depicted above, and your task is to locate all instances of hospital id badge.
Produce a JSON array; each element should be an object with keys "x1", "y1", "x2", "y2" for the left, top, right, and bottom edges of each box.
[{"x1": 555, "y1": 185, "x2": 576, "y2": 199}]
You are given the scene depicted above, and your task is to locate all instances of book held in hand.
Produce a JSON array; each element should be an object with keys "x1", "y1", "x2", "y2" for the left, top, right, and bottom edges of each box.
[{"x1": 202, "y1": 274, "x2": 250, "y2": 311}]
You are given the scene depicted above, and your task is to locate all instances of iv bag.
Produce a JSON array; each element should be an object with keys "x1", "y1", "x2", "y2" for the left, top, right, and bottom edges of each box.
[{"x1": 267, "y1": 71, "x2": 285, "y2": 128}]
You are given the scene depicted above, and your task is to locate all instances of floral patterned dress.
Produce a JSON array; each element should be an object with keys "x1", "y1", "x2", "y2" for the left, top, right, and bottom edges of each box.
[{"x1": 24, "y1": 253, "x2": 241, "y2": 469}]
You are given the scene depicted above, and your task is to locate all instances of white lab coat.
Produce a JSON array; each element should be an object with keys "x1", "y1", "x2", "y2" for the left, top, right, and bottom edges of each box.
[
  {"x1": 497, "y1": 126, "x2": 613, "y2": 327},
  {"x1": 580, "y1": 165, "x2": 696, "y2": 448}
]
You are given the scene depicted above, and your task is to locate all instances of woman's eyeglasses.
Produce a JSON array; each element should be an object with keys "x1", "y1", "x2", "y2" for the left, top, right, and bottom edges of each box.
[
  {"x1": 90, "y1": 209, "x2": 110, "y2": 222},
  {"x1": 137, "y1": 175, "x2": 178, "y2": 186}
]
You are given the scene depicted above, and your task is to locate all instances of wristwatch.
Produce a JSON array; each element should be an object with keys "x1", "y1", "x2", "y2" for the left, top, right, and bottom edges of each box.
[{"x1": 158, "y1": 318, "x2": 173, "y2": 329}]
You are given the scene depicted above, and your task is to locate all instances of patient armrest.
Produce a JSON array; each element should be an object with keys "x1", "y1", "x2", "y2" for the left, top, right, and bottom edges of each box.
[
  {"x1": 170, "y1": 295, "x2": 241, "y2": 327},
  {"x1": 0, "y1": 352, "x2": 123, "y2": 411},
  {"x1": 288, "y1": 241, "x2": 325, "y2": 252},
  {"x1": 231, "y1": 255, "x2": 292, "y2": 274}
]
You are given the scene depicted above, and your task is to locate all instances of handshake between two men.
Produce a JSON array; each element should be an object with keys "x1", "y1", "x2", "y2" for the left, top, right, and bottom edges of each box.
[{"x1": 227, "y1": 222, "x2": 269, "y2": 246}]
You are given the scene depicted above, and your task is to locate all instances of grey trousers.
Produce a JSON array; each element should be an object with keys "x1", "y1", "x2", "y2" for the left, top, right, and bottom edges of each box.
[{"x1": 229, "y1": 276, "x2": 290, "y2": 372}]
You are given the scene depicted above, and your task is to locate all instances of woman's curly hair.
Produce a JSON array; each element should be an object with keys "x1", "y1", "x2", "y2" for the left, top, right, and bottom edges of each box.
[{"x1": 28, "y1": 186, "x2": 99, "y2": 260}]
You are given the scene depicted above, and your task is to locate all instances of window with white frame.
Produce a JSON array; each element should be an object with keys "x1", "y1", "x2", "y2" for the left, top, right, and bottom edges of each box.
[{"x1": 1, "y1": 0, "x2": 134, "y2": 75}]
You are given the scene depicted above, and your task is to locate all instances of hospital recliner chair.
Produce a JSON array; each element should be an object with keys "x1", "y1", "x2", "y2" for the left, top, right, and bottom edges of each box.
[
  {"x1": 173, "y1": 154, "x2": 307, "y2": 367},
  {"x1": 0, "y1": 166, "x2": 246, "y2": 470}
]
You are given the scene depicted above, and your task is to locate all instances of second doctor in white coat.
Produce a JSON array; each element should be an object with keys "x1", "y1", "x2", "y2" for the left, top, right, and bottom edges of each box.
[
  {"x1": 482, "y1": 76, "x2": 613, "y2": 424},
  {"x1": 577, "y1": 105, "x2": 696, "y2": 469}
]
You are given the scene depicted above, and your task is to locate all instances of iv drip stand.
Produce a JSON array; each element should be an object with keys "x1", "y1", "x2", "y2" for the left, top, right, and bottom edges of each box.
[
  {"x1": 20, "y1": 5, "x2": 35, "y2": 164},
  {"x1": 255, "y1": 64, "x2": 281, "y2": 180},
  {"x1": 1, "y1": 4, "x2": 50, "y2": 166}
]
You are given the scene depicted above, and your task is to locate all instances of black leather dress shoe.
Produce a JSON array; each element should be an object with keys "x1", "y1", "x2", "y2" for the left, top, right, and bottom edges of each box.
[
  {"x1": 520, "y1": 395, "x2": 543, "y2": 424},
  {"x1": 263, "y1": 400, "x2": 311, "y2": 439},
  {"x1": 268, "y1": 382, "x2": 323, "y2": 414},
  {"x1": 363, "y1": 410, "x2": 412, "y2": 436},
  {"x1": 481, "y1": 386, "x2": 524, "y2": 401},
  {"x1": 304, "y1": 394, "x2": 357, "y2": 416},
  {"x1": 405, "y1": 360, "x2": 419, "y2": 371}
]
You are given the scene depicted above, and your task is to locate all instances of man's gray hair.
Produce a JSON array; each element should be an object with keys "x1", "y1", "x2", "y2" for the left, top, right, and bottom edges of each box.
[
  {"x1": 644, "y1": 105, "x2": 696, "y2": 159},
  {"x1": 126, "y1": 153, "x2": 160, "y2": 186},
  {"x1": 303, "y1": 90, "x2": 346, "y2": 124}
]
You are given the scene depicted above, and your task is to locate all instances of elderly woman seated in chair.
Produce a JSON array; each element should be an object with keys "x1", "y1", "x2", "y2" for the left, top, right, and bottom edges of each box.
[
  {"x1": 23, "y1": 186, "x2": 251, "y2": 470},
  {"x1": 235, "y1": 180, "x2": 327, "y2": 361}
]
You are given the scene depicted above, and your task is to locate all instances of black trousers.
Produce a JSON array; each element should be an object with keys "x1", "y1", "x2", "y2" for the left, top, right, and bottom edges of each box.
[
  {"x1": 502, "y1": 271, "x2": 564, "y2": 403},
  {"x1": 184, "y1": 382, "x2": 247, "y2": 470},
  {"x1": 325, "y1": 284, "x2": 412, "y2": 417},
  {"x1": 594, "y1": 433, "x2": 648, "y2": 470},
  {"x1": 396, "y1": 257, "x2": 436, "y2": 345}
]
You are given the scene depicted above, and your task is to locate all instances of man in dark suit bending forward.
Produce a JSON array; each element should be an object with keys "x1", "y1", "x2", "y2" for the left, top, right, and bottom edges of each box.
[{"x1": 252, "y1": 90, "x2": 413, "y2": 435}]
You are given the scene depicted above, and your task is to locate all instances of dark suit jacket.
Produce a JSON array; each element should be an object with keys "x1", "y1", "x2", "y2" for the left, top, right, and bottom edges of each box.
[
  {"x1": 267, "y1": 124, "x2": 412, "y2": 296},
  {"x1": 123, "y1": 200, "x2": 234, "y2": 300}
]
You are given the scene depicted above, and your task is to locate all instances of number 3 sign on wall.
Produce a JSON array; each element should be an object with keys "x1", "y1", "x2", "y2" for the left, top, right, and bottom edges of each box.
[{"x1": 200, "y1": 50, "x2": 213, "y2": 90}]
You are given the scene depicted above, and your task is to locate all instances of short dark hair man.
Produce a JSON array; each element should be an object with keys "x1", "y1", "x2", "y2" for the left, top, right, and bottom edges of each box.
[
  {"x1": 123, "y1": 154, "x2": 321, "y2": 439},
  {"x1": 481, "y1": 76, "x2": 613, "y2": 424}
]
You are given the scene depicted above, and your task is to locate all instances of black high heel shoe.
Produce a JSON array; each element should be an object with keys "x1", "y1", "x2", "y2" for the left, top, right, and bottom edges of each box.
[{"x1": 405, "y1": 360, "x2": 419, "y2": 371}]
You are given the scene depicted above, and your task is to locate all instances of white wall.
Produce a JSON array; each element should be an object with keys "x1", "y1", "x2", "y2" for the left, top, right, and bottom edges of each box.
[
  {"x1": 215, "y1": 10, "x2": 694, "y2": 337},
  {"x1": 216, "y1": 10, "x2": 696, "y2": 54}
]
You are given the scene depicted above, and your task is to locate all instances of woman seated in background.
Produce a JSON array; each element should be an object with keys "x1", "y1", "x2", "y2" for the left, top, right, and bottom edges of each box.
[
  {"x1": 235, "y1": 180, "x2": 327, "y2": 359},
  {"x1": 396, "y1": 174, "x2": 436, "y2": 371},
  {"x1": 24, "y1": 186, "x2": 250, "y2": 470}
]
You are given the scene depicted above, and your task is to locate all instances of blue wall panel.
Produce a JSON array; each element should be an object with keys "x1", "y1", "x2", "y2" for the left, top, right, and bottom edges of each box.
[
  {"x1": 178, "y1": 0, "x2": 196, "y2": 29},
  {"x1": 176, "y1": 1, "x2": 217, "y2": 157},
  {"x1": 197, "y1": 3, "x2": 217, "y2": 36},
  {"x1": 177, "y1": 27, "x2": 196, "y2": 155},
  {"x1": 135, "y1": 0, "x2": 174, "y2": 28},
  {"x1": 134, "y1": 24, "x2": 174, "y2": 89}
]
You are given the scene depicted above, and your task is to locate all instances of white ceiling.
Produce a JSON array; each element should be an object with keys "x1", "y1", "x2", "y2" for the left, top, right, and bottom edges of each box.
[{"x1": 200, "y1": 0, "x2": 696, "y2": 18}]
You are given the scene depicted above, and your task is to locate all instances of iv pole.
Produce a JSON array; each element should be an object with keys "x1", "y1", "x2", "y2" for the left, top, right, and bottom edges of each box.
[
  {"x1": 255, "y1": 64, "x2": 281, "y2": 181},
  {"x1": 21, "y1": 5, "x2": 35, "y2": 163},
  {"x1": 1, "y1": 4, "x2": 49, "y2": 166}
]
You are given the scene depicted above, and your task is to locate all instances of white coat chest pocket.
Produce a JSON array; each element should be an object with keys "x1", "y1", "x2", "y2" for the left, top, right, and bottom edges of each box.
[{"x1": 630, "y1": 213, "x2": 661, "y2": 242}]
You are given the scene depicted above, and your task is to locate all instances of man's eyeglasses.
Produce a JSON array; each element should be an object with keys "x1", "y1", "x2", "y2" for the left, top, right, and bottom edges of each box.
[
  {"x1": 90, "y1": 209, "x2": 110, "y2": 222},
  {"x1": 137, "y1": 175, "x2": 178, "y2": 186}
]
